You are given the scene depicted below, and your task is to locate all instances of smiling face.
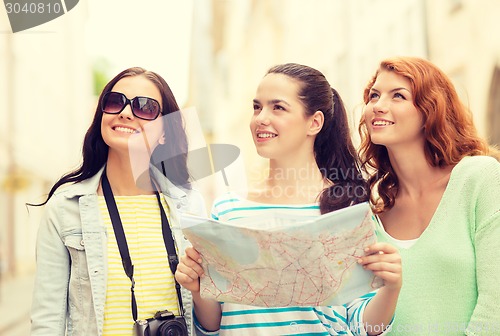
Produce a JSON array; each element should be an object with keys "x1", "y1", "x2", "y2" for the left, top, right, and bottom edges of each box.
[
  {"x1": 364, "y1": 70, "x2": 424, "y2": 150},
  {"x1": 250, "y1": 73, "x2": 318, "y2": 161},
  {"x1": 101, "y1": 75, "x2": 164, "y2": 157}
]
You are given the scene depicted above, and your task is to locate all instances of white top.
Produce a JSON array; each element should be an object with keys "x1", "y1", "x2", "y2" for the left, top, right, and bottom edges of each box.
[{"x1": 375, "y1": 215, "x2": 418, "y2": 249}]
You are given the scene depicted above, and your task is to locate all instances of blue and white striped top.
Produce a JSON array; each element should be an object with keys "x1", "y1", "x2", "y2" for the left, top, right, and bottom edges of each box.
[{"x1": 194, "y1": 192, "x2": 390, "y2": 336}]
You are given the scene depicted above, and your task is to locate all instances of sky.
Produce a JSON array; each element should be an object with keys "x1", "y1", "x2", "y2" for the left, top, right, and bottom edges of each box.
[{"x1": 84, "y1": 0, "x2": 194, "y2": 105}]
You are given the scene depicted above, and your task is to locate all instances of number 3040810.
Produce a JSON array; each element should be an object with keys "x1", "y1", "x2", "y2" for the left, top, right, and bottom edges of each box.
[{"x1": 5, "y1": 2, "x2": 62, "y2": 14}]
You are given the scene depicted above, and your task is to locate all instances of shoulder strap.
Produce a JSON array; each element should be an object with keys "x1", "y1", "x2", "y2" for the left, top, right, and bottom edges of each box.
[
  {"x1": 101, "y1": 170, "x2": 185, "y2": 320},
  {"x1": 101, "y1": 171, "x2": 138, "y2": 321},
  {"x1": 154, "y1": 188, "x2": 185, "y2": 316}
]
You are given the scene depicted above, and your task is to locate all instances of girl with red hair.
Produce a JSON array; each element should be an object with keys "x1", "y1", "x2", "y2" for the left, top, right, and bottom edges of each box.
[{"x1": 359, "y1": 56, "x2": 500, "y2": 335}]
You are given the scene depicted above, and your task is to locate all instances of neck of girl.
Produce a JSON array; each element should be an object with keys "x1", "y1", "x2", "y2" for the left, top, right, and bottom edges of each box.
[
  {"x1": 104, "y1": 151, "x2": 155, "y2": 196},
  {"x1": 258, "y1": 156, "x2": 326, "y2": 204},
  {"x1": 387, "y1": 146, "x2": 453, "y2": 197}
]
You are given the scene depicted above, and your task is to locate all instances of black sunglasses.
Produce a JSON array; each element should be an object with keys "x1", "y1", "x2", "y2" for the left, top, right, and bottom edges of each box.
[{"x1": 101, "y1": 91, "x2": 162, "y2": 121}]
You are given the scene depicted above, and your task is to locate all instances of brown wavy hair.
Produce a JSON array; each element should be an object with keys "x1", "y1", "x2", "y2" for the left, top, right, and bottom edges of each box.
[{"x1": 358, "y1": 57, "x2": 491, "y2": 213}]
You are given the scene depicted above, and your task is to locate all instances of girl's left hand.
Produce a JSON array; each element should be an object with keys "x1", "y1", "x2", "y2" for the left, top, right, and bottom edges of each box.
[{"x1": 358, "y1": 242, "x2": 402, "y2": 290}]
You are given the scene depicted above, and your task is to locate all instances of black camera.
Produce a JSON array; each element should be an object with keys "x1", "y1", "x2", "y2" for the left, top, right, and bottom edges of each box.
[{"x1": 133, "y1": 310, "x2": 188, "y2": 336}]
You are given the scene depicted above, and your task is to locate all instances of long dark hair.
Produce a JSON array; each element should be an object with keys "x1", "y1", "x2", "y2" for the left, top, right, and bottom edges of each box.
[
  {"x1": 267, "y1": 63, "x2": 368, "y2": 214},
  {"x1": 36, "y1": 67, "x2": 190, "y2": 205}
]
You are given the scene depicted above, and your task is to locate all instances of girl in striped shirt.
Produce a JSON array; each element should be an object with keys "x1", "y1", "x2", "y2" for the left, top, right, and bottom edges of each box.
[{"x1": 176, "y1": 63, "x2": 402, "y2": 336}]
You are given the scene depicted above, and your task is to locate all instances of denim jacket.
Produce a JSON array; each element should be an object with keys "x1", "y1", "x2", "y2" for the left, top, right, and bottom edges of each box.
[{"x1": 30, "y1": 166, "x2": 207, "y2": 336}]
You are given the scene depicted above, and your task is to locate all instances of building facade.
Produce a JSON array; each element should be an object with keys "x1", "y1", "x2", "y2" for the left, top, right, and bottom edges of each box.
[
  {"x1": 425, "y1": 0, "x2": 500, "y2": 146},
  {"x1": 0, "y1": 6, "x2": 93, "y2": 276}
]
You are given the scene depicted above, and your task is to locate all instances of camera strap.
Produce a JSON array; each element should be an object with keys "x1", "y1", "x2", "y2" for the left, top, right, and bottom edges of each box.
[{"x1": 101, "y1": 170, "x2": 185, "y2": 322}]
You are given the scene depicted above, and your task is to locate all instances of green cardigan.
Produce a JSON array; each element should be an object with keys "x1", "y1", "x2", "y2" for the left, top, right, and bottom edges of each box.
[{"x1": 376, "y1": 156, "x2": 500, "y2": 336}]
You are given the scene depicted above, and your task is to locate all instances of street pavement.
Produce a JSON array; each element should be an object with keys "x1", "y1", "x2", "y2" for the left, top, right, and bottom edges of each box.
[{"x1": 0, "y1": 272, "x2": 34, "y2": 336}]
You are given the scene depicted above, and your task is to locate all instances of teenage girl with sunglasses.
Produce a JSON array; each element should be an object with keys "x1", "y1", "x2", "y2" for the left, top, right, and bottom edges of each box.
[{"x1": 30, "y1": 67, "x2": 206, "y2": 335}]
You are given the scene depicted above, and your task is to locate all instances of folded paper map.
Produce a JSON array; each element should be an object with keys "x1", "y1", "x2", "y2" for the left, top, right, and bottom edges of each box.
[{"x1": 181, "y1": 202, "x2": 383, "y2": 307}]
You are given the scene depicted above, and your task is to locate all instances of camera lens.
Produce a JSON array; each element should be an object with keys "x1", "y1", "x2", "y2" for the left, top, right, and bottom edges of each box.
[{"x1": 158, "y1": 321, "x2": 187, "y2": 336}]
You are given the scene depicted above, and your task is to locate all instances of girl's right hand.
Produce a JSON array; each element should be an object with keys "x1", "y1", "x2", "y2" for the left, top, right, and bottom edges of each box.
[
  {"x1": 358, "y1": 242, "x2": 402, "y2": 291},
  {"x1": 174, "y1": 247, "x2": 205, "y2": 293}
]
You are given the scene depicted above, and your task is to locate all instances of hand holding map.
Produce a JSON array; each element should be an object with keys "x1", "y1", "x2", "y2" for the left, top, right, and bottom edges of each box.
[{"x1": 181, "y1": 202, "x2": 383, "y2": 307}]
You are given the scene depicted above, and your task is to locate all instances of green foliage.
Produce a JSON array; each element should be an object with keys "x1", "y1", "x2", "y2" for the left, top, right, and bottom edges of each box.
[{"x1": 92, "y1": 58, "x2": 111, "y2": 96}]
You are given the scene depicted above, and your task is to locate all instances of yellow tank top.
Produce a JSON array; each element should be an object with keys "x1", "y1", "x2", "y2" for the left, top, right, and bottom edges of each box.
[{"x1": 98, "y1": 194, "x2": 179, "y2": 335}]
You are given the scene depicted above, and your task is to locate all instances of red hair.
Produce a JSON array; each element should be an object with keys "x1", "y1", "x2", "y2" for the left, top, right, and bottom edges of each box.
[{"x1": 358, "y1": 57, "x2": 490, "y2": 213}]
